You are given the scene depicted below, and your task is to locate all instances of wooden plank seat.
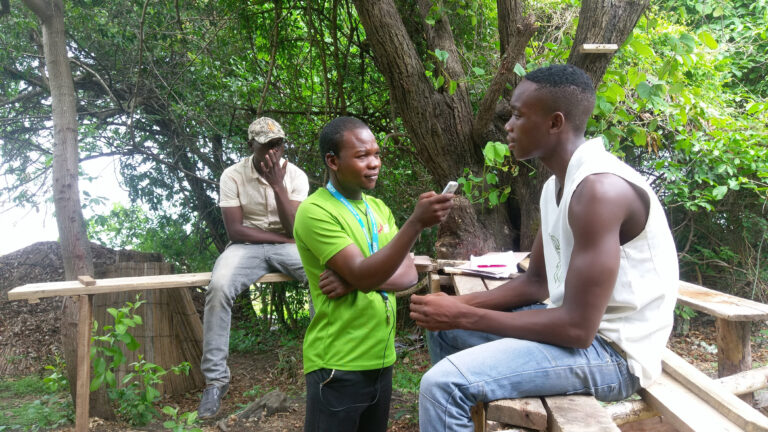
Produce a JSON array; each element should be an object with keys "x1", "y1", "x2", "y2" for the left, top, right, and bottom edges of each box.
[
  {"x1": 433, "y1": 259, "x2": 768, "y2": 431},
  {"x1": 6, "y1": 272, "x2": 294, "y2": 302},
  {"x1": 481, "y1": 350, "x2": 768, "y2": 432}
]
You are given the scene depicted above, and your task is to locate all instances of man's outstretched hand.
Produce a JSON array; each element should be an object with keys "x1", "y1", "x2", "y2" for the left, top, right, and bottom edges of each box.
[
  {"x1": 410, "y1": 292, "x2": 467, "y2": 331},
  {"x1": 410, "y1": 191, "x2": 454, "y2": 229}
]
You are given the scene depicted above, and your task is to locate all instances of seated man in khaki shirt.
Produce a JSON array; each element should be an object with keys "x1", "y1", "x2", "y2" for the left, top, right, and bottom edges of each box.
[{"x1": 198, "y1": 117, "x2": 309, "y2": 419}]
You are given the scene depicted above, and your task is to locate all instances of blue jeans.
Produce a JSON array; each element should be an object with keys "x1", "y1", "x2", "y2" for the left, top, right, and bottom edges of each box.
[
  {"x1": 201, "y1": 243, "x2": 307, "y2": 387},
  {"x1": 419, "y1": 304, "x2": 640, "y2": 432}
]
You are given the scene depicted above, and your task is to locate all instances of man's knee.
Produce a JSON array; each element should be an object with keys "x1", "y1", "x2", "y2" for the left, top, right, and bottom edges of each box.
[
  {"x1": 420, "y1": 359, "x2": 458, "y2": 400},
  {"x1": 204, "y1": 275, "x2": 240, "y2": 310}
]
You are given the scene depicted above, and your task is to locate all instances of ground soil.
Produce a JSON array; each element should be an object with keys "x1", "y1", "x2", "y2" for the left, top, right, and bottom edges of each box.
[{"x1": 12, "y1": 314, "x2": 767, "y2": 432}]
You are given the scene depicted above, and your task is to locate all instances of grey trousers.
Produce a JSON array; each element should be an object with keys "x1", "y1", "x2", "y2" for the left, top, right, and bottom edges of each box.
[{"x1": 201, "y1": 242, "x2": 307, "y2": 387}]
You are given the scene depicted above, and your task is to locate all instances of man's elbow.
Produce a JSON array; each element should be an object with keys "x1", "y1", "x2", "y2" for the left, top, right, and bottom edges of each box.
[{"x1": 564, "y1": 326, "x2": 598, "y2": 349}]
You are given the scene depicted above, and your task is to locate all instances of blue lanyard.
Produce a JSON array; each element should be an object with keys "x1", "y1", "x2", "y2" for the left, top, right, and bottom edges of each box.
[
  {"x1": 326, "y1": 182, "x2": 388, "y2": 302},
  {"x1": 326, "y1": 182, "x2": 379, "y2": 255}
]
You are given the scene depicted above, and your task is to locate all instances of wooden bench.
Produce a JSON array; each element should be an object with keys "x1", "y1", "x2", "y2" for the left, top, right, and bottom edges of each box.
[
  {"x1": 7, "y1": 271, "x2": 296, "y2": 432},
  {"x1": 431, "y1": 259, "x2": 768, "y2": 431}
]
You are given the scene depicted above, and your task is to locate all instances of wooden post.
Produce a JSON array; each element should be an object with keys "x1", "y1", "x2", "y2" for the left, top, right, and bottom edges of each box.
[
  {"x1": 471, "y1": 402, "x2": 486, "y2": 432},
  {"x1": 76, "y1": 294, "x2": 93, "y2": 432},
  {"x1": 430, "y1": 273, "x2": 441, "y2": 293},
  {"x1": 716, "y1": 318, "x2": 753, "y2": 404}
]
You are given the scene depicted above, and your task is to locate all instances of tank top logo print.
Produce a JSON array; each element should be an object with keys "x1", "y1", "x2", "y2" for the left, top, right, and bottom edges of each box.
[{"x1": 549, "y1": 233, "x2": 562, "y2": 284}]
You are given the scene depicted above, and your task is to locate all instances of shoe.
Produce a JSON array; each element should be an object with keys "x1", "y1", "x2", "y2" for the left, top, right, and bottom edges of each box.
[{"x1": 197, "y1": 383, "x2": 229, "y2": 419}]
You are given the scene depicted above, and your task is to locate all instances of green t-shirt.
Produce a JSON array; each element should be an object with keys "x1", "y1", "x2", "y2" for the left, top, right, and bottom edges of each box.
[{"x1": 294, "y1": 188, "x2": 399, "y2": 374}]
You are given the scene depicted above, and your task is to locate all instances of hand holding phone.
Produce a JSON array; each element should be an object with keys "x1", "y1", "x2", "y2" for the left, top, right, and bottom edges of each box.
[{"x1": 441, "y1": 181, "x2": 459, "y2": 195}]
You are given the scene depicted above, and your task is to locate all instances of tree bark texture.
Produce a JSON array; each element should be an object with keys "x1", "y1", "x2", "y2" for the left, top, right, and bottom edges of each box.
[
  {"x1": 568, "y1": 0, "x2": 650, "y2": 87},
  {"x1": 353, "y1": 0, "x2": 475, "y2": 187},
  {"x1": 21, "y1": 0, "x2": 110, "y2": 419}
]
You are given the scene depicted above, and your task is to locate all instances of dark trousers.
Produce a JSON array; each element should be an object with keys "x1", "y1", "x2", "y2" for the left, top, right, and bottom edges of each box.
[{"x1": 304, "y1": 366, "x2": 393, "y2": 432}]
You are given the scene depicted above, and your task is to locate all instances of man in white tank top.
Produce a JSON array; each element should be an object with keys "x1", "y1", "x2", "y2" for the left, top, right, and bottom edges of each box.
[{"x1": 410, "y1": 65, "x2": 678, "y2": 432}]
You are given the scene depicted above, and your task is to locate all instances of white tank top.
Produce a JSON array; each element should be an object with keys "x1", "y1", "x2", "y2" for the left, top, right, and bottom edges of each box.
[{"x1": 540, "y1": 138, "x2": 678, "y2": 387}]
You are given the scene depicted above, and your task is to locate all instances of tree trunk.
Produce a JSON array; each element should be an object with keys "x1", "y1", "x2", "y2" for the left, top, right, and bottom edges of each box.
[
  {"x1": 21, "y1": 0, "x2": 112, "y2": 419},
  {"x1": 355, "y1": 0, "x2": 650, "y2": 257}
]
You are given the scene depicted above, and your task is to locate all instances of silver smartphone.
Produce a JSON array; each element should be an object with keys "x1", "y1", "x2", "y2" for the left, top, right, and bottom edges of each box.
[{"x1": 442, "y1": 181, "x2": 459, "y2": 194}]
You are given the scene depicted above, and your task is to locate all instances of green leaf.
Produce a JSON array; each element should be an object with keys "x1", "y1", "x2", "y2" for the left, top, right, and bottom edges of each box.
[
  {"x1": 472, "y1": 67, "x2": 485, "y2": 75},
  {"x1": 747, "y1": 103, "x2": 763, "y2": 114},
  {"x1": 679, "y1": 34, "x2": 697, "y2": 52},
  {"x1": 488, "y1": 190, "x2": 499, "y2": 206},
  {"x1": 698, "y1": 31, "x2": 718, "y2": 49},
  {"x1": 89, "y1": 374, "x2": 104, "y2": 392},
  {"x1": 433, "y1": 48, "x2": 448, "y2": 64},
  {"x1": 434, "y1": 75, "x2": 444, "y2": 89},
  {"x1": 513, "y1": 63, "x2": 525, "y2": 77},
  {"x1": 126, "y1": 334, "x2": 141, "y2": 351},
  {"x1": 633, "y1": 129, "x2": 647, "y2": 147},
  {"x1": 712, "y1": 186, "x2": 728, "y2": 200},
  {"x1": 107, "y1": 308, "x2": 119, "y2": 318},
  {"x1": 93, "y1": 356, "x2": 106, "y2": 376},
  {"x1": 486, "y1": 172, "x2": 498, "y2": 185},
  {"x1": 630, "y1": 39, "x2": 655, "y2": 58},
  {"x1": 637, "y1": 82, "x2": 651, "y2": 99},
  {"x1": 448, "y1": 79, "x2": 457, "y2": 95},
  {"x1": 162, "y1": 406, "x2": 178, "y2": 416}
]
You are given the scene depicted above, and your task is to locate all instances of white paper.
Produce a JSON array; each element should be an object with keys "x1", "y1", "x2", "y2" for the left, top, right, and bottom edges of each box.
[{"x1": 445, "y1": 251, "x2": 530, "y2": 279}]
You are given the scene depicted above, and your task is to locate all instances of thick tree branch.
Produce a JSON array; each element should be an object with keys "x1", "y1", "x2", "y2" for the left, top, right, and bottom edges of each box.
[
  {"x1": 20, "y1": 0, "x2": 51, "y2": 21},
  {"x1": 473, "y1": 15, "x2": 537, "y2": 144}
]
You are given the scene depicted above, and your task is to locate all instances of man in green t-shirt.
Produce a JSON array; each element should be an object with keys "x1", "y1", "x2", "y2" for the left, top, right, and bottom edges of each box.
[{"x1": 294, "y1": 116, "x2": 454, "y2": 432}]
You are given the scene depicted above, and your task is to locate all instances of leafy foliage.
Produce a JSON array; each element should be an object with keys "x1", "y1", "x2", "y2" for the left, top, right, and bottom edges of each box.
[
  {"x1": 584, "y1": 3, "x2": 768, "y2": 297},
  {"x1": 0, "y1": 365, "x2": 74, "y2": 431},
  {"x1": 89, "y1": 295, "x2": 194, "y2": 426},
  {"x1": 459, "y1": 141, "x2": 516, "y2": 208}
]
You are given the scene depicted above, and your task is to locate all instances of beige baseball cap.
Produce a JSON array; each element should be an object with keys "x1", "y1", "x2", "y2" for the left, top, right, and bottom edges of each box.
[{"x1": 247, "y1": 117, "x2": 285, "y2": 144}]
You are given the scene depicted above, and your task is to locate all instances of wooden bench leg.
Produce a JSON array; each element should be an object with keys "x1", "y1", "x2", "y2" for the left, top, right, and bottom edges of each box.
[
  {"x1": 76, "y1": 294, "x2": 93, "y2": 432},
  {"x1": 716, "y1": 318, "x2": 753, "y2": 404},
  {"x1": 472, "y1": 402, "x2": 486, "y2": 432}
]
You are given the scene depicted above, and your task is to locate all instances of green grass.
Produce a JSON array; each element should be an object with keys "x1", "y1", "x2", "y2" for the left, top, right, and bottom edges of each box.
[
  {"x1": 0, "y1": 376, "x2": 49, "y2": 396},
  {"x1": 0, "y1": 375, "x2": 73, "y2": 431}
]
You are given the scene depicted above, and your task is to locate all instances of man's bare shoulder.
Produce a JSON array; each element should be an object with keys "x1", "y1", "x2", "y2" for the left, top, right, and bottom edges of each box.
[{"x1": 570, "y1": 173, "x2": 649, "y2": 243}]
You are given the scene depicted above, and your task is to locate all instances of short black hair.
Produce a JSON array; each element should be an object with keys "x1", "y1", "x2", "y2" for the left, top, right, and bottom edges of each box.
[
  {"x1": 318, "y1": 116, "x2": 369, "y2": 167},
  {"x1": 524, "y1": 64, "x2": 596, "y2": 132}
]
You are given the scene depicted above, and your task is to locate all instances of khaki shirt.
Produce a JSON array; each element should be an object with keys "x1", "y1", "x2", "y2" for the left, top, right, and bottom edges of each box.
[{"x1": 219, "y1": 155, "x2": 309, "y2": 235}]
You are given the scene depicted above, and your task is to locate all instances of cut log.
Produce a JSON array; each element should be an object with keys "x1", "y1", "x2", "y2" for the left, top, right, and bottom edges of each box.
[
  {"x1": 544, "y1": 395, "x2": 619, "y2": 431},
  {"x1": 486, "y1": 398, "x2": 547, "y2": 430}
]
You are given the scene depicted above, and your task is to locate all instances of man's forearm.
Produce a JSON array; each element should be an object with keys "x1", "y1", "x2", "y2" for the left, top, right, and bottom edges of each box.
[
  {"x1": 328, "y1": 218, "x2": 424, "y2": 292},
  {"x1": 227, "y1": 224, "x2": 294, "y2": 244},
  {"x1": 460, "y1": 273, "x2": 548, "y2": 311}
]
